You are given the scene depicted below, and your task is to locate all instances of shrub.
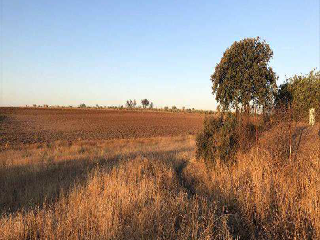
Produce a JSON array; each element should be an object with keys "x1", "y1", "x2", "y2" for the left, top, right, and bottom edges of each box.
[
  {"x1": 196, "y1": 113, "x2": 239, "y2": 164},
  {"x1": 276, "y1": 70, "x2": 319, "y2": 121},
  {"x1": 196, "y1": 112, "x2": 259, "y2": 165}
]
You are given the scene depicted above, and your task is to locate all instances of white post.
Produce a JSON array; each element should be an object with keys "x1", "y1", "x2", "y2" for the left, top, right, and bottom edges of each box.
[{"x1": 309, "y1": 108, "x2": 315, "y2": 126}]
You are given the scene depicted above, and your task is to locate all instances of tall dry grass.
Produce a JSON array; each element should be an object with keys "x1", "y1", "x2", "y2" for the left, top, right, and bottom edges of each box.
[{"x1": 0, "y1": 124, "x2": 319, "y2": 239}]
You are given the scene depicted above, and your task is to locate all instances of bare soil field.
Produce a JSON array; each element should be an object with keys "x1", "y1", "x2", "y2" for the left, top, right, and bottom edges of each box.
[{"x1": 0, "y1": 107, "x2": 205, "y2": 147}]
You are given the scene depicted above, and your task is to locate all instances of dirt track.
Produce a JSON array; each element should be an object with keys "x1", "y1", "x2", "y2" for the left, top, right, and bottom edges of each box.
[{"x1": 0, "y1": 108, "x2": 205, "y2": 147}]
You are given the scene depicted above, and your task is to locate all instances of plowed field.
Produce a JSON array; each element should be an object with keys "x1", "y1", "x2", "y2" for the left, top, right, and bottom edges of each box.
[{"x1": 0, "y1": 108, "x2": 205, "y2": 147}]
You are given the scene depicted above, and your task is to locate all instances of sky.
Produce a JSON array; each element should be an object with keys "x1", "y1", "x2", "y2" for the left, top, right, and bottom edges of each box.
[{"x1": 0, "y1": 0, "x2": 319, "y2": 110}]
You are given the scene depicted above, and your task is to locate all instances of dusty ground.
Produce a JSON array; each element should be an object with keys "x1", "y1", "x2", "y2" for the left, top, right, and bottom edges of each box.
[{"x1": 0, "y1": 107, "x2": 205, "y2": 147}]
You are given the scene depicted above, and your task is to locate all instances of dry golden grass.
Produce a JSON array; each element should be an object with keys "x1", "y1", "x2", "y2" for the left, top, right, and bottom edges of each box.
[{"x1": 0, "y1": 124, "x2": 319, "y2": 239}]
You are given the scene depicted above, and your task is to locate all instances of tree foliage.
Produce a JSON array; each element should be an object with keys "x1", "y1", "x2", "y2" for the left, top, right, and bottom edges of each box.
[
  {"x1": 276, "y1": 70, "x2": 320, "y2": 120},
  {"x1": 211, "y1": 37, "x2": 277, "y2": 111},
  {"x1": 274, "y1": 83, "x2": 292, "y2": 109},
  {"x1": 141, "y1": 99, "x2": 150, "y2": 108}
]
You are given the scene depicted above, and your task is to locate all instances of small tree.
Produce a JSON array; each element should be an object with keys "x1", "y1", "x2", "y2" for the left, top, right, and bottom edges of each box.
[
  {"x1": 211, "y1": 37, "x2": 277, "y2": 113},
  {"x1": 149, "y1": 102, "x2": 154, "y2": 109},
  {"x1": 79, "y1": 103, "x2": 86, "y2": 108},
  {"x1": 126, "y1": 99, "x2": 137, "y2": 108},
  {"x1": 141, "y1": 99, "x2": 150, "y2": 108}
]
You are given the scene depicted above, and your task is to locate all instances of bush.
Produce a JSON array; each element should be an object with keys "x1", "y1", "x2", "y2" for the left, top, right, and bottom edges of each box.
[
  {"x1": 196, "y1": 113, "x2": 259, "y2": 165},
  {"x1": 196, "y1": 113, "x2": 239, "y2": 164},
  {"x1": 276, "y1": 70, "x2": 319, "y2": 121},
  {"x1": 289, "y1": 70, "x2": 319, "y2": 121}
]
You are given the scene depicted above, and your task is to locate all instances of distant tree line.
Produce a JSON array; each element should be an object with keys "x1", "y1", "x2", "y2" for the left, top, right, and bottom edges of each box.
[{"x1": 29, "y1": 99, "x2": 216, "y2": 115}]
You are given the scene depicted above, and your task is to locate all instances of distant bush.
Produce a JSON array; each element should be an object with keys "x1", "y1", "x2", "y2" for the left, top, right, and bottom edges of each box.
[
  {"x1": 164, "y1": 106, "x2": 169, "y2": 111},
  {"x1": 79, "y1": 103, "x2": 86, "y2": 108}
]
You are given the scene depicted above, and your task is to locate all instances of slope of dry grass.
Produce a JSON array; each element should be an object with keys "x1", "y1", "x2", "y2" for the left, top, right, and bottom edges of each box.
[{"x1": 0, "y1": 124, "x2": 319, "y2": 239}]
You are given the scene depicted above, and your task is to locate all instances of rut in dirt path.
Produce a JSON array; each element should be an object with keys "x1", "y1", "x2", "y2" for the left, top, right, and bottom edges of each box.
[{"x1": 174, "y1": 160, "x2": 196, "y2": 197}]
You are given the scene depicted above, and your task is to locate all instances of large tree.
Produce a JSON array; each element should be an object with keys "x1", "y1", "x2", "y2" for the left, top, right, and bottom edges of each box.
[{"x1": 211, "y1": 37, "x2": 277, "y2": 112}]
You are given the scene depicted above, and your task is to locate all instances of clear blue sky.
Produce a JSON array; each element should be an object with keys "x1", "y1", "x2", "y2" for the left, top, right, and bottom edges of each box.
[{"x1": 0, "y1": 0, "x2": 319, "y2": 109}]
